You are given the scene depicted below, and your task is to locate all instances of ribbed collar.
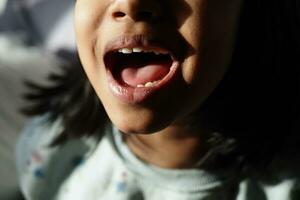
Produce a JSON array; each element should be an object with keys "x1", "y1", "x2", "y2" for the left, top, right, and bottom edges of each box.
[{"x1": 107, "y1": 125, "x2": 237, "y2": 193}]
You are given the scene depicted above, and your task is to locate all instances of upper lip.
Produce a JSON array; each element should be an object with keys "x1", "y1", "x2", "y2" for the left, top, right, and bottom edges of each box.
[{"x1": 103, "y1": 34, "x2": 177, "y2": 61}]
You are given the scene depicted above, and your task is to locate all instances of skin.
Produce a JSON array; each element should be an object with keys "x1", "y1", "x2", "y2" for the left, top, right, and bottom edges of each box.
[{"x1": 75, "y1": 0, "x2": 243, "y2": 168}]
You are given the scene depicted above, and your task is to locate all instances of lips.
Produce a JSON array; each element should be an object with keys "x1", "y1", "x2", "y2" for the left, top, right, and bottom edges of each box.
[{"x1": 103, "y1": 35, "x2": 179, "y2": 104}]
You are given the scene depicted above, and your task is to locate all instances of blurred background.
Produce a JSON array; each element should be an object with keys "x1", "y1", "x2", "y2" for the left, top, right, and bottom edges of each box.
[{"x1": 0, "y1": 0, "x2": 75, "y2": 199}]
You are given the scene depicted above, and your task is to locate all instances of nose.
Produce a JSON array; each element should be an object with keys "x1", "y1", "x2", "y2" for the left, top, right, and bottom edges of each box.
[{"x1": 110, "y1": 0, "x2": 163, "y2": 22}]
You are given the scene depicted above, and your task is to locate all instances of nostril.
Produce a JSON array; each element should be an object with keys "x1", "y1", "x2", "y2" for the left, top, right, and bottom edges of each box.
[
  {"x1": 113, "y1": 11, "x2": 126, "y2": 18},
  {"x1": 113, "y1": 10, "x2": 157, "y2": 21}
]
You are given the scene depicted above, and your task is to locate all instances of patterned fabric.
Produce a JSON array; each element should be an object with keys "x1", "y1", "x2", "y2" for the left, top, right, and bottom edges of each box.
[
  {"x1": 16, "y1": 116, "x2": 300, "y2": 200},
  {"x1": 16, "y1": 115, "x2": 100, "y2": 200}
]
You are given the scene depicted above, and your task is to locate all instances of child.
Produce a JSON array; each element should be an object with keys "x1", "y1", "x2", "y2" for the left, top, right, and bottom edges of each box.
[{"x1": 17, "y1": 0, "x2": 300, "y2": 199}]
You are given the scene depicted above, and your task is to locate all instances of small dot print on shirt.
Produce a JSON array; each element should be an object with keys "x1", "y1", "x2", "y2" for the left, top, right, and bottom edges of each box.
[{"x1": 116, "y1": 171, "x2": 128, "y2": 193}]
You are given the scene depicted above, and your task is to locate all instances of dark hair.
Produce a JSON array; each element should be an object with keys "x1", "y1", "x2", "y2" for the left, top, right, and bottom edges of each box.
[{"x1": 23, "y1": 0, "x2": 300, "y2": 168}]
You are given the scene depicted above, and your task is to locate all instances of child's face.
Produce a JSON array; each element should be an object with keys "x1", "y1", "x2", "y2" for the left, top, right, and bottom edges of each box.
[{"x1": 75, "y1": 0, "x2": 243, "y2": 134}]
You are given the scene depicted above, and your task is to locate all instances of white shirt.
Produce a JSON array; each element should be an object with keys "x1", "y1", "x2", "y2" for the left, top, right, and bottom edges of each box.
[{"x1": 16, "y1": 116, "x2": 300, "y2": 200}]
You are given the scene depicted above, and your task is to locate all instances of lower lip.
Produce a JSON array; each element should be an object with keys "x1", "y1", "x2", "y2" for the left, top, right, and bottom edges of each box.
[{"x1": 106, "y1": 62, "x2": 179, "y2": 104}]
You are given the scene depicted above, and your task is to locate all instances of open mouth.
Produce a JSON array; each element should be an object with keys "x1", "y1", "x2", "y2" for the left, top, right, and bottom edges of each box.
[
  {"x1": 104, "y1": 47, "x2": 175, "y2": 88},
  {"x1": 103, "y1": 41, "x2": 179, "y2": 104}
]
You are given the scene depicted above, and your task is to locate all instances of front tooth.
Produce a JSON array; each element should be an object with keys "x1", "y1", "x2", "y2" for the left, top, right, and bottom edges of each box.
[
  {"x1": 133, "y1": 47, "x2": 143, "y2": 53},
  {"x1": 137, "y1": 84, "x2": 144, "y2": 88},
  {"x1": 120, "y1": 48, "x2": 132, "y2": 54}
]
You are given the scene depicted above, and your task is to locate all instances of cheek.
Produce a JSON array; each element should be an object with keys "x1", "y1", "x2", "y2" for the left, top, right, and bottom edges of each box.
[
  {"x1": 75, "y1": 0, "x2": 109, "y2": 77},
  {"x1": 174, "y1": 0, "x2": 243, "y2": 117},
  {"x1": 75, "y1": 2, "x2": 112, "y2": 119},
  {"x1": 179, "y1": 0, "x2": 242, "y2": 84},
  {"x1": 75, "y1": 5, "x2": 96, "y2": 74}
]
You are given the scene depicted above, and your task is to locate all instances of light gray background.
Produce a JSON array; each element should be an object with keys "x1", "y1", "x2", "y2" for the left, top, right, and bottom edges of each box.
[{"x1": 0, "y1": 0, "x2": 75, "y2": 199}]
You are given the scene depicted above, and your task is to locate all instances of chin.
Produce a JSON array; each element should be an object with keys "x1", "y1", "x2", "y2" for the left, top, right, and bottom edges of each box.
[{"x1": 109, "y1": 110, "x2": 171, "y2": 135}]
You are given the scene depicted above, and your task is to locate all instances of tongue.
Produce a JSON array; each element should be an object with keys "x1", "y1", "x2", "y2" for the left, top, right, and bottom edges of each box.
[{"x1": 121, "y1": 64, "x2": 170, "y2": 87}]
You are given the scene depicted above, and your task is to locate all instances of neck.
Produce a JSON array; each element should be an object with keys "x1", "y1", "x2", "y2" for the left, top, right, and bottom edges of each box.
[{"x1": 124, "y1": 117, "x2": 212, "y2": 169}]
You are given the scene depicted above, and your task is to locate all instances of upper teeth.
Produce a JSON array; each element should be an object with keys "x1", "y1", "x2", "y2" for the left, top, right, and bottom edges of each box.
[
  {"x1": 118, "y1": 47, "x2": 168, "y2": 55},
  {"x1": 133, "y1": 47, "x2": 143, "y2": 53}
]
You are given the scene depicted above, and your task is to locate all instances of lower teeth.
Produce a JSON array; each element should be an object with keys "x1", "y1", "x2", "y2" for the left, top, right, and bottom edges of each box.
[{"x1": 137, "y1": 81, "x2": 158, "y2": 88}]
